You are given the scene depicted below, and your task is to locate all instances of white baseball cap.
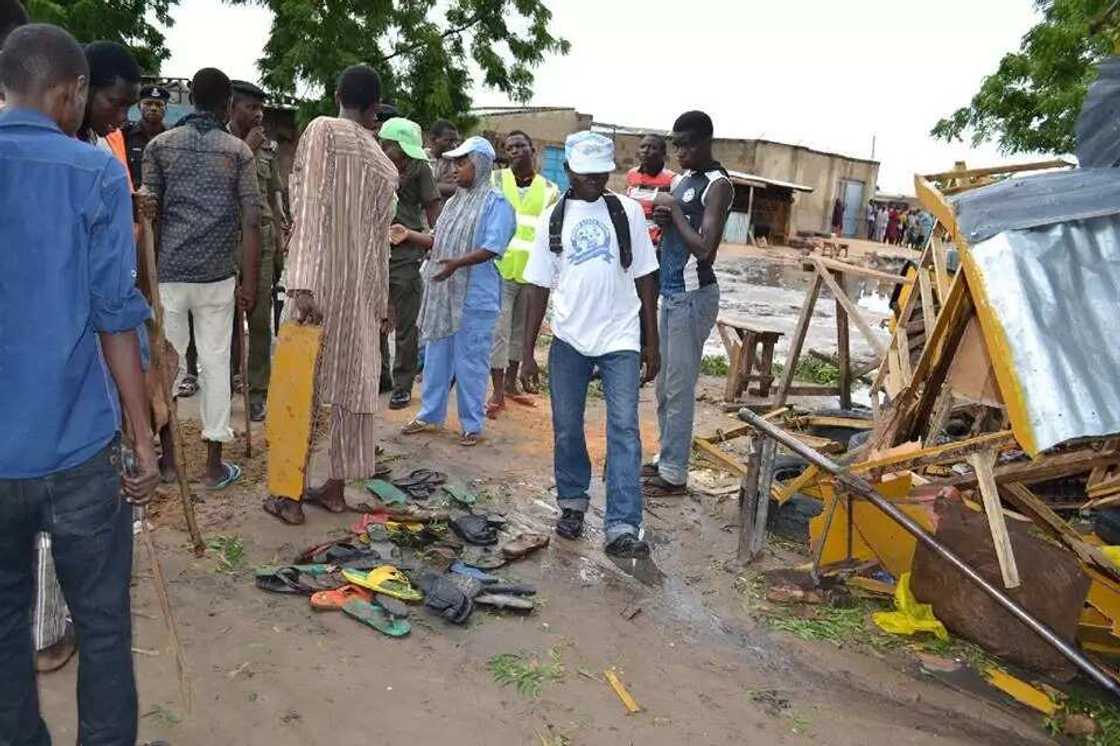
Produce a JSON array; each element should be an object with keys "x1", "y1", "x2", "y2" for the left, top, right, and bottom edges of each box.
[
  {"x1": 565, "y1": 131, "x2": 616, "y2": 174},
  {"x1": 443, "y1": 135, "x2": 496, "y2": 160}
]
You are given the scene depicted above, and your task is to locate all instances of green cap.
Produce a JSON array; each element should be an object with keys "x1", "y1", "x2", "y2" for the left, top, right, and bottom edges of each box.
[{"x1": 379, "y1": 117, "x2": 428, "y2": 161}]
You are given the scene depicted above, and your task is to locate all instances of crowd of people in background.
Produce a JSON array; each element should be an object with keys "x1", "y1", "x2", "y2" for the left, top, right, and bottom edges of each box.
[{"x1": 867, "y1": 201, "x2": 931, "y2": 248}]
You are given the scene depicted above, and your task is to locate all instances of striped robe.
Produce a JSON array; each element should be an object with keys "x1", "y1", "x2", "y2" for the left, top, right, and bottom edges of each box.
[{"x1": 286, "y1": 117, "x2": 397, "y2": 479}]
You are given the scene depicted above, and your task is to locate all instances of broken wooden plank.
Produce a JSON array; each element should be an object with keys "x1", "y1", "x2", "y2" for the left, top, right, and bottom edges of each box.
[
  {"x1": 948, "y1": 448, "x2": 1120, "y2": 490},
  {"x1": 970, "y1": 450, "x2": 1021, "y2": 589},
  {"x1": 774, "y1": 273, "x2": 824, "y2": 409},
  {"x1": 813, "y1": 259, "x2": 888, "y2": 359},
  {"x1": 802, "y1": 255, "x2": 914, "y2": 285}
]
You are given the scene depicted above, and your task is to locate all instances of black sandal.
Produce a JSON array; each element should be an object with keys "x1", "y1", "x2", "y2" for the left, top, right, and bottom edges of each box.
[{"x1": 641, "y1": 475, "x2": 687, "y2": 497}]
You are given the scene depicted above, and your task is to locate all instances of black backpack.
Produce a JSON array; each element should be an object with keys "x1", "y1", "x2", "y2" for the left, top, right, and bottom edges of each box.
[{"x1": 548, "y1": 191, "x2": 632, "y2": 270}]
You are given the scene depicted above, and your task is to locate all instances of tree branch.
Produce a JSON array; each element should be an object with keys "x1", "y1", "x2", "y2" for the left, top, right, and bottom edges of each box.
[{"x1": 379, "y1": 12, "x2": 483, "y2": 62}]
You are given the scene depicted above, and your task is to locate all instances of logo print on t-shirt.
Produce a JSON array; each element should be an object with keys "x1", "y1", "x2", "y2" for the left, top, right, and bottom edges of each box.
[
  {"x1": 682, "y1": 187, "x2": 696, "y2": 203},
  {"x1": 568, "y1": 218, "x2": 613, "y2": 266}
]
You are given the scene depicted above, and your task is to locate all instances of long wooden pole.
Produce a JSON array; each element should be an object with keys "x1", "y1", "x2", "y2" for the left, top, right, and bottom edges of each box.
[
  {"x1": 140, "y1": 218, "x2": 204, "y2": 553},
  {"x1": 239, "y1": 308, "x2": 252, "y2": 458}
]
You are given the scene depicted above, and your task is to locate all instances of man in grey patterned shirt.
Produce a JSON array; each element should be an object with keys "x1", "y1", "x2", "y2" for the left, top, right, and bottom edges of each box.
[{"x1": 142, "y1": 67, "x2": 261, "y2": 489}]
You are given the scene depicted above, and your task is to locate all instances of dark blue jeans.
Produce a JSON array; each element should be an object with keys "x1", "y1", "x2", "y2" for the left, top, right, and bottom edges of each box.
[
  {"x1": 548, "y1": 338, "x2": 643, "y2": 543},
  {"x1": 0, "y1": 440, "x2": 137, "y2": 746}
]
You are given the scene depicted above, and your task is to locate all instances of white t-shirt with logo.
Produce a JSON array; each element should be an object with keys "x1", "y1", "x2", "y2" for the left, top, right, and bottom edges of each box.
[{"x1": 522, "y1": 193, "x2": 659, "y2": 358}]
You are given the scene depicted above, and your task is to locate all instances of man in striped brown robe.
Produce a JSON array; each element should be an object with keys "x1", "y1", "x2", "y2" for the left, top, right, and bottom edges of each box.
[{"x1": 263, "y1": 64, "x2": 398, "y2": 525}]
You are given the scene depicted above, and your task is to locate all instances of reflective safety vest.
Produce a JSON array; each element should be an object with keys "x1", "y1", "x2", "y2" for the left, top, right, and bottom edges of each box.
[{"x1": 493, "y1": 169, "x2": 558, "y2": 283}]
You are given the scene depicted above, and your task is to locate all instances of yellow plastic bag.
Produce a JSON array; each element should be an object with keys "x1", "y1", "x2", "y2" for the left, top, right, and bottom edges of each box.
[
  {"x1": 871, "y1": 573, "x2": 949, "y2": 641},
  {"x1": 1100, "y1": 545, "x2": 1120, "y2": 568}
]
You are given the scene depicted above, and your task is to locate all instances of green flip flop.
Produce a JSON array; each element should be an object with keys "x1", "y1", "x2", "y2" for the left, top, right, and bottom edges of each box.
[
  {"x1": 366, "y1": 479, "x2": 408, "y2": 506},
  {"x1": 442, "y1": 484, "x2": 477, "y2": 507},
  {"x1": 342, "y1": 599, "x2": 410, "y2": 637}
]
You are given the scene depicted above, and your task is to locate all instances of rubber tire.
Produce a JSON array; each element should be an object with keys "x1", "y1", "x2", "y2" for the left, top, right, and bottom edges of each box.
[
  {"x1": 767, "y1": 494, "x2": 824, "y2": 544},
  {"x1": 1096, "y1": 509, "x2": 1120, "y2": 546}
]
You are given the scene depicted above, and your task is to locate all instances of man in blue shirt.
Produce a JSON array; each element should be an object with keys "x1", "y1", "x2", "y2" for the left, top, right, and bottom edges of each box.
[{"x1": 0, "y1": 24, "x2": 159, "y2": 745}]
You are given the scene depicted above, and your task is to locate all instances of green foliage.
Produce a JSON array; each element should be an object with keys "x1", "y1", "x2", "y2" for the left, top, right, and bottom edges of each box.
[
  {"x1": 487, "y1": 648, "x2": 564, "y2": 697},
  {"x1": 225, "y1": 0, "x2": 569, "y2": 129},
  {"x1": 771, "y1": 358, "x2": 841, "y2": 386},
  {"x1": 206, "y1": 534, "x2": 247, "y2": 573},
  {"x1": 26, "y1": 0, "x2": 178, "y2": 74},
  {"x1": 1047, "y1": 691, "x2": 1120, "y2": 745},
  {"x1": 699, "y1": 354, "x2": 729, "y2": 377},
  {"x1": 932, "y1": 0, "x2": 1116, "y2": 154}
]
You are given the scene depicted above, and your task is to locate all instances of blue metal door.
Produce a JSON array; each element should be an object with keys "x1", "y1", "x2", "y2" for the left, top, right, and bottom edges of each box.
[
  {"x1": 839, "y1": 179, "x2": 864, "y2": 237},
  {"x1": 541, "y1": 145, "x2": 569, "y2": 192}
]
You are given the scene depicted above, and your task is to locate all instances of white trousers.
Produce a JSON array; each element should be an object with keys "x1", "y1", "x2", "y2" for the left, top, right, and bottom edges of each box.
[{"x1": 160, "y1": 276, "x2": 236, "y2": 443}]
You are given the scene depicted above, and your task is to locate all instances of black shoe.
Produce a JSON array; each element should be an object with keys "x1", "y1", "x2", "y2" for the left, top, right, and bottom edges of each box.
[
  {"x1": 249, "y1": 402, "x2": 266, "y2": 422},
  {"x1": 605, "y1": 534, "x2": 651, "y2": 559},
  {"x1": 388, "y1": 389, "x2": 412, "y2": 410},
  {"x1": 379, "y1": 376, "x2": 394, "y2": 394},
  {"x1": 555, "y1": 509, "x2": 584, "y2": 540}
]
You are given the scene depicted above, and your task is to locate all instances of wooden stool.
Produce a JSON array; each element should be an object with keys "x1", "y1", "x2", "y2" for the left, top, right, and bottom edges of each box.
[{"x1": 716, "y1": 319, "x2": 784, "y2": 402}]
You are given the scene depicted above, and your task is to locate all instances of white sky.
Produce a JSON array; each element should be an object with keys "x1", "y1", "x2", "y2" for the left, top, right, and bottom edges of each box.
[{"x1": 162, "y1": 0, "x2": 1046, "y2": 194}]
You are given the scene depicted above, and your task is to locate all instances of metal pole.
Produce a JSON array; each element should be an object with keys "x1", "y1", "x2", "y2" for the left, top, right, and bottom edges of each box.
[{"x1": 738, "y1": 408, "x2": 1120, "y2": 699}]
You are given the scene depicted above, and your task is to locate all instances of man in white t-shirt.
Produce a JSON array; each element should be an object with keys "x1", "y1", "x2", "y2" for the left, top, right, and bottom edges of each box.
[{"x1": 520, "y1": 131, "x2": 661, "y2": 558}]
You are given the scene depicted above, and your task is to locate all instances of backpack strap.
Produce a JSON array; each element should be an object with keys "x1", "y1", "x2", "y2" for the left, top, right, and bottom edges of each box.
[
  {"x1": 602, "y1": 192, "x2": 632, "y2": 270},
  {"x1": 548, "y1": 192, "x2": 568, "y2": 257},
  {"x1": 549, "y1": 190, "x2": 632, "y2": 270}
]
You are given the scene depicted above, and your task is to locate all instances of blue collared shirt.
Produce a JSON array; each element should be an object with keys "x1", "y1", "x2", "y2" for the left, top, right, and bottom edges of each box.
[{"x1": 0, "y1": 108, "x2": 151, "y2": 478}]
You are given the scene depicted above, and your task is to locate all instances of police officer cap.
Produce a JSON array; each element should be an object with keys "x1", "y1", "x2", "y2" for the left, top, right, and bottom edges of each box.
[
  {"x1": 140, "y1": 85, "x2": 170, "y2": 102},
  {"x1": 231, "y1": 80, "x2": 268, "y2": 101}
]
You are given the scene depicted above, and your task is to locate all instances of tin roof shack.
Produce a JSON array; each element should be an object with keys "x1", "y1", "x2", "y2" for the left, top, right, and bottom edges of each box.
[
  {"x1": 724, "y1": 171, "x2": 814, "y2": 245},
  {"x1": 476, "y1": 107, "x2": 879, "y2": 242}
]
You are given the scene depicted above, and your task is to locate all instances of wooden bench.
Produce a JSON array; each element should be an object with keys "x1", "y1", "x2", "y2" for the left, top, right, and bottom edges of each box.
[{"x1": 716, "y1": 319, "x2": 785, "y2": 402}]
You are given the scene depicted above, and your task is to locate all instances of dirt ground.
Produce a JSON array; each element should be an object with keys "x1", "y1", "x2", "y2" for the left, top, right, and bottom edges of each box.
[{"x1": 37, "y1": 242, "x2": 1058, "y2": 746}]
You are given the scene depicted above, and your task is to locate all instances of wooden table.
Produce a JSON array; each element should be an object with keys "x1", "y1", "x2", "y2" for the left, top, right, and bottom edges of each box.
[{"x1": 716, "y1": 318, "x2": 785, "y2": 402}]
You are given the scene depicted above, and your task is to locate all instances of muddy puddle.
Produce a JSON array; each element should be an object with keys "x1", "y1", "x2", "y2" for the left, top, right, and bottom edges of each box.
[{"x1": 708, "y1": 253, "x2": 902, "y2": 369}]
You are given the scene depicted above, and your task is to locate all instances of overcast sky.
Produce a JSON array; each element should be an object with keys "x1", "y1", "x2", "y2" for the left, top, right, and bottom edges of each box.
[{"x1": 163, "y1": 0, "x2": 1045, "y2": 194}]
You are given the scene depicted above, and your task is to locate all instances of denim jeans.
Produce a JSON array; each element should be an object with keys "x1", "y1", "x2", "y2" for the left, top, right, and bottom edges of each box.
[
  {"x1": 548, "y1": 338, "x2": 642, "y2": 543},
  {"x1": 656, "y1": 283, "x2": 720, "y2": 485},
  {"x1": 0, "y1": 440, "x2": 137, "y2": 746}
]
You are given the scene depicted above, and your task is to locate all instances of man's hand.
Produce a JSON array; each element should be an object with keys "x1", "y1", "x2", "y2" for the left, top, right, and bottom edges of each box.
[
  {"x1": 246, "y1": 126, "x2": 267, "y2": 152},
  {"x1": 652, "y1": 192, "x2": 677, "y2": 209},
  {"x1": 432, "y1": 258, "x2": 460, "y2": 282},
  {"x1": 640, "y1": 344, "x2": 661, "y2": 385},
  {"x1": 123, "y1": 441, "x2": 160, "y2": 505},
  {"x1": 520, "y1": 355, "x2": 541, "y2": 393},
  {"x1": 652, "y1": 205, "x2": 673, "y2": 228},
  {"x1": 133, "y1": 191, "x2": 158, "y2": 223},
  {"x1": 291, "y1": 291, "x2": 323, "y2": 325},
  {"x1": 389, "y1": 223, "x2": 410, "y2": 246},
  {"x1": 237, "y1": 282, "x2": 257, "y2": 315}
]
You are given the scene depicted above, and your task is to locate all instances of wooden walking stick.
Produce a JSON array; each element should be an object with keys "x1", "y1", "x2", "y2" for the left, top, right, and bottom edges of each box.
[
  {"x1": 239, "y1": 307, "x2": 252, "y2": 457},
  {"x1": 139, "y1": 216, "x2": 205, "y2": 553}
]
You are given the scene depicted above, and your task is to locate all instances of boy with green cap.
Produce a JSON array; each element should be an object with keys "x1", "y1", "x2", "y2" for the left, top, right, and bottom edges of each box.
[{"x1": 380, "y1": 117, "x2": 440, "y2": 409}]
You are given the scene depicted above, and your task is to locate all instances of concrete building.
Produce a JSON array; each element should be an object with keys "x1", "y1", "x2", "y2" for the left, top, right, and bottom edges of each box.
[{"x1": 475, "y1": 106, "x2": 880, "y2": 243}]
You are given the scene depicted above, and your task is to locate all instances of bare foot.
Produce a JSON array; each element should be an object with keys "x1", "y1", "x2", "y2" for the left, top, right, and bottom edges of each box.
[
  {"x1": 263, "y1": 497, "x2": 305, "y2": 525},
  {"x1": 158, "y1": 453, "x2": 178, "y2": 484}
]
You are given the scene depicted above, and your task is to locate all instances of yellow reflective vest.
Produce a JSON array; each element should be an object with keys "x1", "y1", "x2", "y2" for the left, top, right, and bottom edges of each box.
[{"x1": 492, "y1": 169, "x2": 559, "y2": 283}]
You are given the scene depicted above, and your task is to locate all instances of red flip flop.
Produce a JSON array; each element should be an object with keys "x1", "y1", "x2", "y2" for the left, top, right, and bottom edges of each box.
[{"x1": 310, "y1": 584, "x2": 372, "y2": 611}]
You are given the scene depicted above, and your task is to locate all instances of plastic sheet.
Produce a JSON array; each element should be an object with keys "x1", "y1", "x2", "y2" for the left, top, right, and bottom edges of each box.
[
  {"x1": 872, "y1": 573, "x2": 948, "y2": 640},
  {"x1": 1077, "y1": 55, "x2": 1120, "y2": 168}
]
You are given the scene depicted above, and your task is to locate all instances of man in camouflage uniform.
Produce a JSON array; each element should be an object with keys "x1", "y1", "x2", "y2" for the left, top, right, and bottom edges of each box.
[{"x1": 229, "y1": 80, "x2": 288, "y2": 421}]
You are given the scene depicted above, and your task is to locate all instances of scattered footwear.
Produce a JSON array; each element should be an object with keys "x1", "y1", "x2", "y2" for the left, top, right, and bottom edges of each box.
[
  {"x1": 255, "y1": 566, "x2": 321, "y2": 595},
  {"x1": 206, "y1": 462, "x2": 242, "y2": 491},
  {"x1": 342, "y1": 599, "x2": 410, "y2": 637},
  {"x1": 418, "y1": 572, "x2": 475, "y2": 624},
  {"x1": 365, "y1": 478, "x2": 408, "y2": 507},
  {"x1": 605, "y1": 534, "x2": 651, "y2": 559},
  {"x1": 249, "y1": 401, "x2": 266, "y2": 422},
  {"x1": 500, "y1": 532, "x2": 550, "y2": 559},
  {"x1": 442, "y1": 484, "x2": 477, "y2": 507},
  {"x1": 641, "y1": 475, "x2": 688, "y2": 498},
  {"x1": 176, "y1": 375, "x2": 199, "y2": 398},
  {"x1": 297, "y1": 540, "x2": 379, "y2": 565},
  {"x1": 374, "y1": 593, "x2": 412, "y2": 619},
  {"x1": 341, "y1": 566, "x2": 422, "y2": 602},
  {"x1": 392, "y1": 469, "x2": 447, "y2": 500},
  {"x1": 450, "y1": 514, "x2": 499, "y2": 546},
  {"x1": 475, "y1": 593, "x2": 535, "y2": 611},
  {"x1": 450, "y1": 561, "x2": 501, "y2": 584},
  {"x1": 458, "y1": 545, "x2": 507, "y2": 570},
  {"x1": 401, "y1": 418, "x2": 436, "y2": 435},
  {"x1": 262, "y1": 496, "x2": 305, "y2": 525},
  {"x1": 310, "y1": 584, "x2": 372, "y2": 611},
  {"x1": 555, "y1": 509, "x2": 585, "y2": 540},
  {"x1": 388, "y1": 389, "x2": 412, "y2": 410}
]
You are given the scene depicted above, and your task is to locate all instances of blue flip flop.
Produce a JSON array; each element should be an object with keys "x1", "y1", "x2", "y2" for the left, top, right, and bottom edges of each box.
[{"x1": 207, "y1": 461, "x2": 241, "y2": 491}]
